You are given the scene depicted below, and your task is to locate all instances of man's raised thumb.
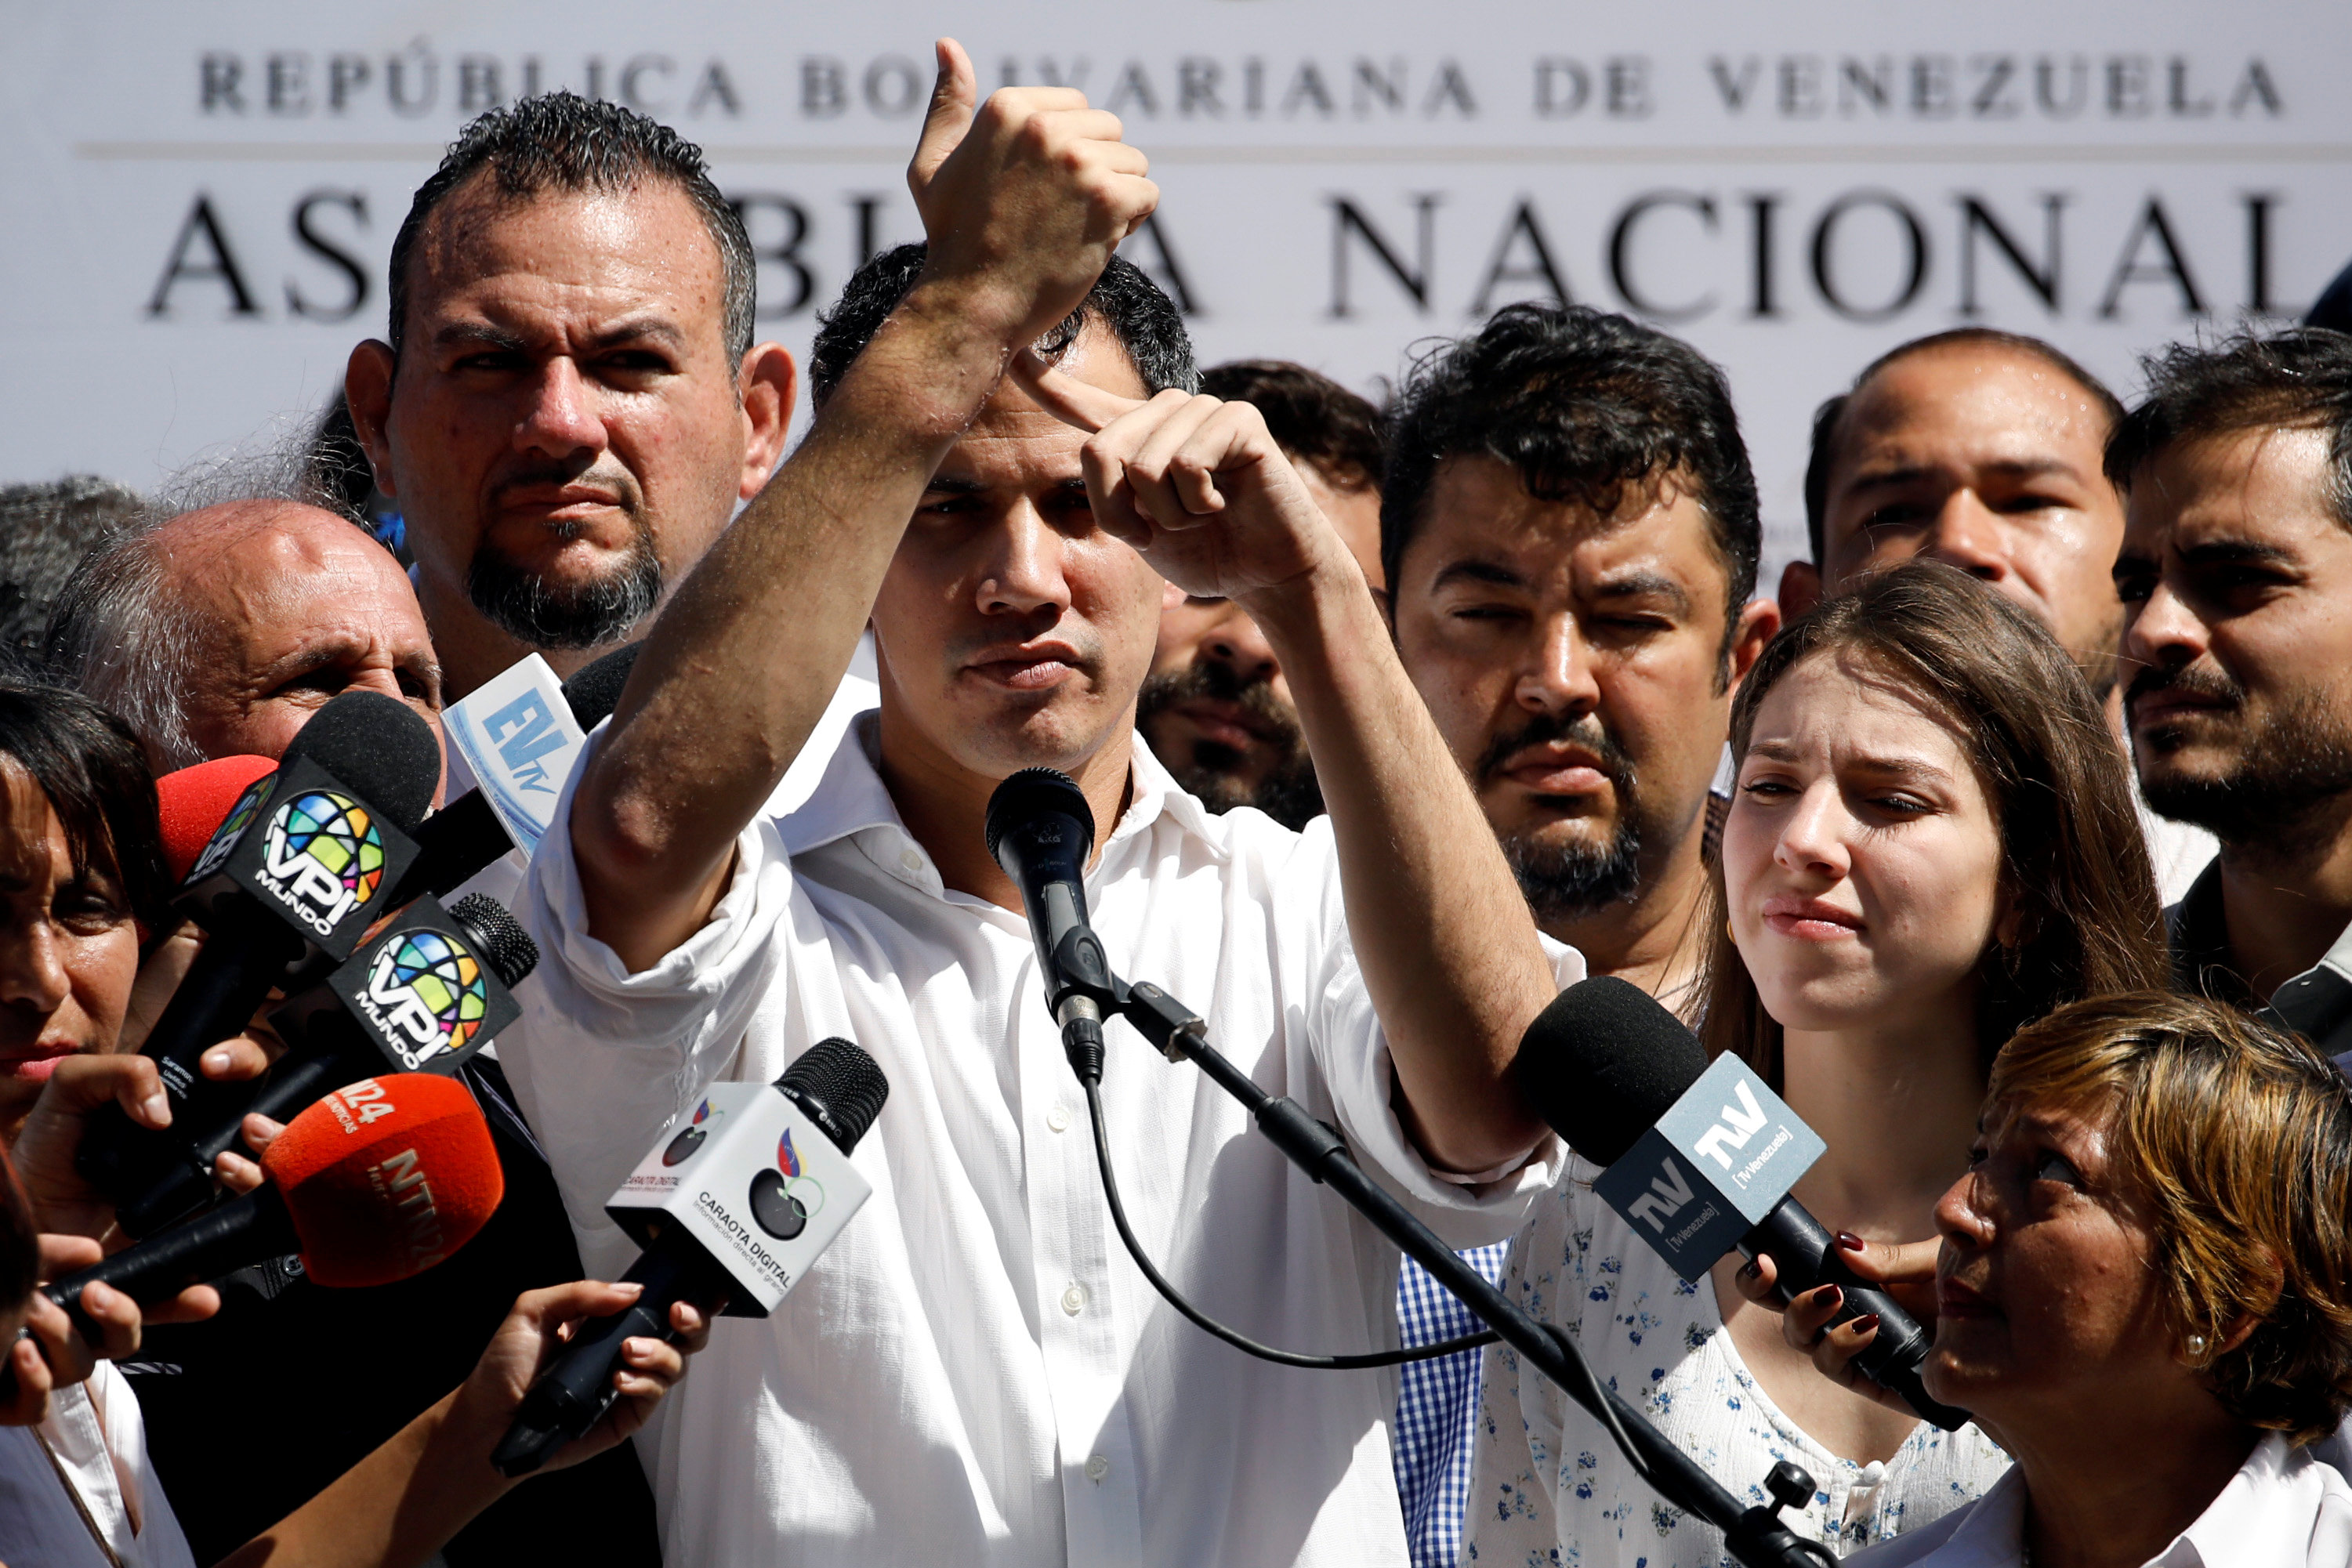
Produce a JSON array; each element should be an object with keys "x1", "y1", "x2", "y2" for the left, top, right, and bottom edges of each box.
[{"x1": 909, "y1": 38, "x2": 978, "y2": 194}]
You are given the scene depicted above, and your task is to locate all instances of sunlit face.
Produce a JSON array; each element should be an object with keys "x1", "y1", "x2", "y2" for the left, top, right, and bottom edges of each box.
[
  {"x1": 868, "y1": 326, "x2": 1165, "y2": 784},
  {"x1": 169, "y1": 502, "x2": 442, "y2": 765},
  {"x1": 0, "y1": 770, "x2": 138, "y2": 1138},
  {"x1": 1394, "y1": 457, "x2": 1740, "y2": 922},
  {"x1": 370, "y1": 180, "x2": 762, "y2": 654},
  {"x1": 2115, "y1": 426, "x2": 2352, "y2": 845},
  {"x1": 1723, "y1": 650, "x2": 2009, "y2": 1035},
  {"x1": 1924, "y1": 1095, "x2": 2183, "y2": 1440},
  {"x1": 1821, "y1": 345, "x2": 2127, "y2": 696}
]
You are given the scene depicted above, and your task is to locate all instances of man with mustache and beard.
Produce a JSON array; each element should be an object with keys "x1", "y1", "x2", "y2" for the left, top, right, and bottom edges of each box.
[
  {"x1": 345, "y1": 93, "x2": 795, "y2": 701},
  {"x1": 1136, "y1": 361, "x2": 1386, "y2": 829},
  {"x1": 2107, "y1": 329, "x2": 2352, "y2": 1069},
  {"x1": 1378, "y1": 303, "x2": 1778, "y2": 1568}
]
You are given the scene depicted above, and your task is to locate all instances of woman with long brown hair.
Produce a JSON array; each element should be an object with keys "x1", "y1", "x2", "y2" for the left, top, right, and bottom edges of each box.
[{"x1": 1466, "y1": 563, "x2": 2173, "y2": 1566}]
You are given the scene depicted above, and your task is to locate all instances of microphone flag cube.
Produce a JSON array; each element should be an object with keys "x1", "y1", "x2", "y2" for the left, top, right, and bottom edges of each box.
[
  {"x1": 176, "y1": 755, "x2": 422, "y2": 960},
  {"x1": 605, "y1": 1081, "x2": 874, "y2": 1317},
  {"x1": 1590, "y1": 1053, "x2": 1826, "y2": 1281}
]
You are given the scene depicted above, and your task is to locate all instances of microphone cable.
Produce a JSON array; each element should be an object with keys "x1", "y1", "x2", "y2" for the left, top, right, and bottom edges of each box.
[{"x1": 1081, "y1": 1081, "x2": 1495, "y2": 1370}]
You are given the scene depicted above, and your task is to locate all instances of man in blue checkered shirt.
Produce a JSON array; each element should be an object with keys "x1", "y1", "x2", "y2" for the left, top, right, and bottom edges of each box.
[{"x1": 1383, "y1": 302, "x2": 1775, "y2": 1568}]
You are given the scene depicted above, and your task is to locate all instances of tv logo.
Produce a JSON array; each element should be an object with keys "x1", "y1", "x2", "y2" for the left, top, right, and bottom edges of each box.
[
  {"x1": 1625, "y1": 1155, "x2": 1697, "y2": 1232},
  {"x1": 480, "y1": 689, "x2": 569, "y2": 796},
  {"x1": 662, "y1": 1100, "x2": 719, "y2": 1167},
  {"x1": 1692, "y1": 1081, "x2": 1770, "y2": 1169},
  {"x1": 354, "y1": 929, "x2": 491, "y2": 1070}
]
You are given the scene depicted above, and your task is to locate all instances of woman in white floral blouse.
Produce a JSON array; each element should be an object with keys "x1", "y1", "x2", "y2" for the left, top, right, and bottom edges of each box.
[{"x1": 1464, "y1": 564, "x2": 2174, "y2": 1567}]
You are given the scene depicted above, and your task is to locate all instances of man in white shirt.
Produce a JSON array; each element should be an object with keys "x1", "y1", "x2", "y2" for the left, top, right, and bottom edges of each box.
[{"x1": 502, "y1": 42, "x2": 1566, "y2": 1568}]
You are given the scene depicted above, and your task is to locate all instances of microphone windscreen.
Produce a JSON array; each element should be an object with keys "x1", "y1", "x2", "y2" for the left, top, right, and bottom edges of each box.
[
  {"x1": 560, "y1": 643, "x2": 641, "y2": 731},
  {"x1": 156, "y1": 755, "x2": 276, "y2": 882},
  {"x1": 985, "y1": 767, "x2": 1094, "y2": 864},
  {"x1": 263, "y1": 1074, "x2": 504, "y2": 1288},
  {"x1": 278, "y1": 690, "x2": 442, "y2": 836},
  {"x1": 1513, "y1": 976, "x2": 1712, "y2": 1168},
  {"x1": 782, "y1": 1037, "x2": 890, "y2": 1154}
]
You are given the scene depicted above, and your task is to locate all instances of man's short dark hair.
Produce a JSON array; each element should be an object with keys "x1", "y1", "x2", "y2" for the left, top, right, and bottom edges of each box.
[
  {"x1": 2104, "y1": 328, "x2": 2352, "y2": 528},
  {"x1": 1382, "y1": 302, "x2": 1759, "y2": 655},
  {"x1": 1197, "y1": 360, "x2": 1383, "y2": 492},
  {"x1": 808, "y1": 243, "x2": 1196, "y2": 408},
  {"x1": 388, "y1": 92, "x2": 756, "y2": 365},
  {"x1": 1804, "y1": 328, "x2": 2124, "y2": 564}
]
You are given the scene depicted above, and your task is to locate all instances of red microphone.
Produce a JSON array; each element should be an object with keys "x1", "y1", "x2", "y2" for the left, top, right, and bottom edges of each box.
[
  {"x1": 43, "y1": 1074, "x2": 503, "y2": 1327},
  {"x1": 155, "y1": 755, "x2": 277, "y2": 883}
]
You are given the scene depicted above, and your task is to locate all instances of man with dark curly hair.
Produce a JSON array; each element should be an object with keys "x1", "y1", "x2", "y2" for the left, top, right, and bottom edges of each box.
[{"x1": 1379, "y1": 302, "x2": 1779, "y2": 1568}]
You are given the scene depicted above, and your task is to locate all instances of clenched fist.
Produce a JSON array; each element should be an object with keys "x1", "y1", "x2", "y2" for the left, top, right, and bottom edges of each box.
[{"x1": 907, "y1": 39, "x2": 1159, "y2": 351}]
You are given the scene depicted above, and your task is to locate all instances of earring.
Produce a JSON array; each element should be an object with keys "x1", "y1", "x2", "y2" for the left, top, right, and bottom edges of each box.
[
  {"x1": 1726, "y1": 919, "x2": 1737, "y2": 942},
  {"x1": 2186, "y1": 1333, "x2": 2209, "y2": 1357}
]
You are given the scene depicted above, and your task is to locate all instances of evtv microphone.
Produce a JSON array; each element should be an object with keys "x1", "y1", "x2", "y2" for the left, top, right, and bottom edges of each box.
[
  {"x1": 44, "y1": 1074, "x2": 502, "y2": 1337},
  {"x1": 491, "y1": 1037, "x2": 888, "y2": 1477},
  {"x1": 386, "y1": 642, "x2": 641, "y2": 906},
  {"x1": 1514, "y1": 977, "x2": 1970, "y2": 1430},
  {"x1": 984, "y1": 769, "x2": 1119, "y2": 1075},
  {"x1": 140, "y1": 893, "x2": 539, "y2": 1213},
  {"x1": 78, "y1": 692, "x2": 439, "y2": 1235}
]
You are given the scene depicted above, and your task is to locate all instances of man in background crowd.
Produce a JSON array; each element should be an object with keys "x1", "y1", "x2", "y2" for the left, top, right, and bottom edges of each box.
[
  {"x1": 0, "y1": 476, "x2": 142, "y2": 661},
  {"x1": 1785, "y1": 326, "x2": 2216, "y2": 899},
  {"x1": 343, "y1": 92, "x2": 795, "y2": 702},
  {"x1": 2107, "y1": 328, "x2": 2352, "y2": 1070},
  {"x1": 1136, "y1": 360, "x2": 1386, "y2": 828},
  {"x1": 1376, "y1": 302, "x2": 1778, "y2": 1568},
  {"x1": 42, "y1": 480, "x2": 441, "y2": 772}
]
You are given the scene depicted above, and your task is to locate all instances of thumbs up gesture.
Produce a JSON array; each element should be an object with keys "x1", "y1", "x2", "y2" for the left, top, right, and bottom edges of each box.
[{"x1": 905, "y1": 39, "x2": 1160, "y2": 351}]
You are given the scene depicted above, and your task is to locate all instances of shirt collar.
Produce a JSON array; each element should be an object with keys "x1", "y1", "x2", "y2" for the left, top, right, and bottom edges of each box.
[
  {"x1": 777, "y1": 710, "x2": 1230, "y2": 870},
  {"x1": 2164, "y1": 1433, "x2": 2314, "y2": 1568}
]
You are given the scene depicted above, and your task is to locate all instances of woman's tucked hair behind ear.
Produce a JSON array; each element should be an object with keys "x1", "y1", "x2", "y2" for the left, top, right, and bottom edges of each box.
[
  {"x1": 1990, "y1": 990, "x2": 2352, "y2": 1444},
  {"x1": 1700, "y1": 562, "x2": 2169, "y2": 1083}
]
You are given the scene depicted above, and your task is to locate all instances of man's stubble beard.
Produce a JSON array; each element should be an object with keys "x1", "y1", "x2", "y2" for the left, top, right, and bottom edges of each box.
[
  {"x1": 1473, "y1": 708, "x2": 1647, "y2": 921},
  {"x1": 2132, "y1": 660, "x2": 2352, "y2": 856},
  {"x1": 467, "y1": 512, "x2": 665, "y2": 652},
  {"x1": 1136, "y1": 659, "x2": 1325, "y2": 831}
]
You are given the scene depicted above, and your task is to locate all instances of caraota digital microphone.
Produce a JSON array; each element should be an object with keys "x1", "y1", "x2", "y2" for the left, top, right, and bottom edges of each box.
[
  {"x1": 1513, "y1": 976, "x2": 1971, "y2": 1430},
  {"x1": 385, "y1": 641, "x2": 641, "y2": 906},
  {"x1": 43, "y1": 1074, "x2": 503, "y2": 1337},
  {"x1": 78, "y1": 690, "x2": 441, "y2": 1236},
  {"x1": 490, "y1": 1037, "x2": 889, "y2": 1476}
]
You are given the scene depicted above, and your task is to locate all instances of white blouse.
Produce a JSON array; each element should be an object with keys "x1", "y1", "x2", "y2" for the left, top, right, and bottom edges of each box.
[
  {"x1": 1464, "y1": 1160, "x2": 2012, "y2": 1567},
  {"x1": 1849, "y1": 1432, "x2": 2352, "y2": 1568},
  {"x1": 0, "y1": 1360, "x2": 197, "y2": 1568}
]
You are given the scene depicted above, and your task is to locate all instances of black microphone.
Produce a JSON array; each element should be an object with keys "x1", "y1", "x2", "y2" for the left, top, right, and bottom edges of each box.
[
  {"x1": 1514, "y1": 976, "x2": 1971, "y2": 1430},
  {"x1": 491, "y1": 1037, "x2": 890, "y2": 1477},
  {"x1": 386, "y1": 642, "x2": 642, "y2": 906},
  {"x1": 984, "y1": 769, "x2": 1119, "y2": 1077},
  {"x1": 78, "y1": 690, "x2": 440, "y2": 1235},
  {"x1": 143, "y1": 893, "x2": 539, "y2": 1202}
]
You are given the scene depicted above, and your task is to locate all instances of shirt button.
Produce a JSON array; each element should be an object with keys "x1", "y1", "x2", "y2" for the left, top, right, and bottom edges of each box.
[
  {"x1": 899, "y1": 848, "x2": 922, "y2": 874},
  {"x1": 1060, "y1": 1282, "x2": 1088, "y2": 1315},
  {"x1": 1046, "y1": 1105, "x2": 1071, "y2": 1133},
  {"x1": 1085, "y1": 1454, "x2": 1110, "y2": 1481}
]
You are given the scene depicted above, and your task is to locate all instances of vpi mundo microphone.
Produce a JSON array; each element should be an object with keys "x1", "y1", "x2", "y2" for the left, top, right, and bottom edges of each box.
[{"x1": 1514, "y1": 976, "x2": 1970, "y2": 1430}]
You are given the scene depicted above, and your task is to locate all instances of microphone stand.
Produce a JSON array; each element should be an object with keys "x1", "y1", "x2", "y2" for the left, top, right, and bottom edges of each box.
[{"x1": 1059, "y1": 975, "x2": 1832, "y2": 1568}]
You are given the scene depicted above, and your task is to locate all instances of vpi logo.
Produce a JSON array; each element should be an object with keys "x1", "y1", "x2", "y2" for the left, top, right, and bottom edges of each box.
[
  {"x1": 257, "y1": 791, "x2": 386, "y2": 936},
  {"x1": 480, "y1": 690, "x2": 569, "y2": 795},
  {"x1": 357, "y1": 929, "x2": 489, "y2": 1069},
  {"x1": 1692, "y1": 1081, "x2": 1770, "y2": 1169},
  {"x1": 1626, "y1": 1155, "x2": 1698, "y2": 1233}
]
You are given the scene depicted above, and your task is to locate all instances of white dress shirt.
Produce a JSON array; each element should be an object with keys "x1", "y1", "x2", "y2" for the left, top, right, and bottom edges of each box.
[
  {"x1": 501, "y1": 715, "x2": 1575, "y2": 1568},
  {"x1": 0, "y1": 1361, "x2": 198, "y2": 1568},
  {"x1": 1849, "y1": 1432, "x2": 2352, "y2": 1568}
]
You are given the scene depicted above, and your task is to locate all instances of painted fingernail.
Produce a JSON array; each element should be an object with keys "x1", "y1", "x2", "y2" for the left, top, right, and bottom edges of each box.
[
  {"x1": 1850, "y1": 1314, "x2": 1880, "y2": 1336},
  {"x1": 1817, "y1": 1285, "x2": 1844, "y2": 1311},
  {"x1": 1836, "y1": 1231, "x2": 1867, "y2": 1252}
]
